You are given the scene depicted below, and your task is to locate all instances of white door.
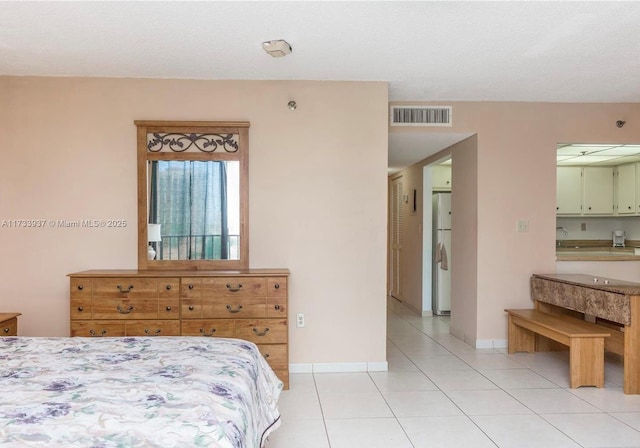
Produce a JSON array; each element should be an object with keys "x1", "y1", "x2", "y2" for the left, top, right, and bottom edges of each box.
[
  {"x1": 390, "y1": 177, "x2": 403, "y2": 300},
  {"x1": 556, "y1": 167, "x2": 582, "y2": 215},
  {"x1": 583, "y1": 166, "x2": 614, "y2": 215},
  {"x1": 617, "y1": 164, "x2": 636, "y2": 214}
]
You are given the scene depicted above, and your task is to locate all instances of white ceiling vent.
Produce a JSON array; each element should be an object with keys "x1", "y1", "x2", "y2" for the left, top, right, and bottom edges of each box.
[{"x1": 390, "y1": 106, "x2": 452, "y2": 127}]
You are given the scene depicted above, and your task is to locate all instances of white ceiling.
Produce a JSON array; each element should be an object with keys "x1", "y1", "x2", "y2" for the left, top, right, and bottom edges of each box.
[
  {"x1": 2, "y1": 1, "x2": 639, "y2": 171},
  {"x1": 557, "y1": 144, "x2": 640, "y2": 166}
]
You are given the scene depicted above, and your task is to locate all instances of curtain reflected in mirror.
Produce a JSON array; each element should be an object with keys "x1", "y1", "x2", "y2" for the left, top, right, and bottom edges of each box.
[{"x1": 148, "y1": 160, "x2": 240, "y2": 260}]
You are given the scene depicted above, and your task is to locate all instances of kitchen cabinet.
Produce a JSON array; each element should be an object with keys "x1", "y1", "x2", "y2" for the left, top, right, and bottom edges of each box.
[
  {"x1": 616, "y1": 164, "x2": 636, "y2": 215},
  {"x1": 583, "y1": 167, "x2": 614, "y2": 215},
  {"x1": 432, "y1": 165, "x2": 452, "y2": 191},
  {"x1": 556, "y1": 167, "x2": 582, "y2": 215}
]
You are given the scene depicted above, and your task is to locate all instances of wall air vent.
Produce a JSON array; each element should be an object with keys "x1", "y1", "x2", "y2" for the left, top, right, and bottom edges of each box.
[{"x1": 390, "y1": 105, "x2": 453, "y2": 127}]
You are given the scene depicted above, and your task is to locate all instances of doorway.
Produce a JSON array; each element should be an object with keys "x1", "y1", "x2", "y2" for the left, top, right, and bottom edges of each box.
[{"x1": 390, "y1": 175, "x2": 404, "y2": 300}]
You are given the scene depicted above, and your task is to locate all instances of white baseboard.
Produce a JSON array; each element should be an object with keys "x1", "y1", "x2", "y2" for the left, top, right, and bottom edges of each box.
[
  {"x1": 475, "y1": 339, "x2": 508, "y2": 349},
  {"x1": 449, "y1": 325, "x2": 507, "y2": 350},
  {"x1": 289, "y1": 361, "x2": 388, "y2": 374}
]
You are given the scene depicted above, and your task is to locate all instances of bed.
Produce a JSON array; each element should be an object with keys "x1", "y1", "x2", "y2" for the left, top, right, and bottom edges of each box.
[{"x1": 0, "y1": 336, "x2": 283, "y2": 447}]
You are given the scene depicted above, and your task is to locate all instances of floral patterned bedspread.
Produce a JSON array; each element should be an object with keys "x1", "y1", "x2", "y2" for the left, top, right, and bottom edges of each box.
[{"x1": 0, "y1": 337, "x2": 283, "y2": 447}]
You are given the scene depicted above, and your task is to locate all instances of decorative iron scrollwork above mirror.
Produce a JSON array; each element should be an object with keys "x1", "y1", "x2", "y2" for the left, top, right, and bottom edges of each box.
[{"x1": 136, "y1": 121, "x2": 249, "y2": 270}]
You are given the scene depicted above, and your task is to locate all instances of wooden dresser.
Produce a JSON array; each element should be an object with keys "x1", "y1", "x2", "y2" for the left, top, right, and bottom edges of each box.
[
  {"x1": 0, "y1": 313, "x2": 21, "y2": 336},
  {"x1": 69, "y1": 269, "x2": 290, "y2": 388}
]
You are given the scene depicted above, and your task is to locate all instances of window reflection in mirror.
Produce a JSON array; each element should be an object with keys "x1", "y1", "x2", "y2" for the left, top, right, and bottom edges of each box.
[
  {"x1": 136, "y1": 121, "x2": 249, "y2": 270},
  {"x1": 148, "y1": 160, "x2": 240, "y2": 261}
]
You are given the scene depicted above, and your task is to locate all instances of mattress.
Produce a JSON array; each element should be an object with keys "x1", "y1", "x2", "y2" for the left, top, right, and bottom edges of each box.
[{"x1": 0, "y1": 336, "x2": 283, "y2": 447}]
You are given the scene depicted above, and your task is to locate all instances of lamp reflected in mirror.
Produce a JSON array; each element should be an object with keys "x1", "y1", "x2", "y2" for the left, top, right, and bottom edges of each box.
[{"x1": 147, "y1": 224, "x2": 161, "y2": 260}]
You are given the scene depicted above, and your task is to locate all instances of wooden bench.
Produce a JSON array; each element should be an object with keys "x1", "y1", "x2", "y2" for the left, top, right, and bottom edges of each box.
[{"x1": 505, "y1": 308, "x2": 611, "y2": 388}]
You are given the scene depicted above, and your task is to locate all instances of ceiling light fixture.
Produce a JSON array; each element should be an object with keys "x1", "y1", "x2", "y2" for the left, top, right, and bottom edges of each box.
[{"x1": 262, "y1": 40, "x2": 292, "y2": 58}]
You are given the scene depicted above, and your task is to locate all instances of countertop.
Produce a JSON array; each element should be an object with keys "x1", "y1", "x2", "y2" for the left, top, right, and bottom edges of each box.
[{"x1": 532, "y1": 273, "x2": 640, "y2": 295}]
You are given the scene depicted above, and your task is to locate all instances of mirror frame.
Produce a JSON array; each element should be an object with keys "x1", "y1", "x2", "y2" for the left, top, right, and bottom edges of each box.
[{"x1": 135, "y1": 120, "x2": 249, "y2": 270}]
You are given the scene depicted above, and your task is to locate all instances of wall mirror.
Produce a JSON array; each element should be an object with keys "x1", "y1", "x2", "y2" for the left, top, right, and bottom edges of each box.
[{"x1": 136, "y1": 121, "x2": 249, "y2": 270}]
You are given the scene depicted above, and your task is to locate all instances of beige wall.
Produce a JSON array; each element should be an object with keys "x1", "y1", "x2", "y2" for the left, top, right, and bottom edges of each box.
[
  {"x1": 391, "y1": 102, "x2": 640, "y2": 346},
  {"x1": 0, "y1": 77, "x2": 389, "y2": 366}
]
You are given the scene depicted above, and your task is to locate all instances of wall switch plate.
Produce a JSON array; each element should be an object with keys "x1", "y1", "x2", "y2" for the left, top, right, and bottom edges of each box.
[
  {"x1": 581, "y1": 222, "x2": 587, "y2": 231},
  {"x1": 296, "y1": 313, "x2": 305, "y2": 328},
  {"x1": 517, "y1": 220, "x2": 529, "y2": 232}
]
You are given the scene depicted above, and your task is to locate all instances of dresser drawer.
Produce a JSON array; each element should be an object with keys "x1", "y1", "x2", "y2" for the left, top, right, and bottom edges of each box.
[
  {"x1": 158, "y1": 278, "x2": 180, "y2": 299},
  {"x1": 93, "y1": 278, "x2": 158, "y2": 299},
  {"x1": 70, "y1": 278, "x2": 92, "y2": 298},
  {"x1": 203, "y1": 277, "x2": 267, "y2": 297},
  {"x1": 71, "y1": 321, "x2": 125, "y2": 337},
  {"x1": 202, "y1": 296, "x2": 266, "y2": 319},
  {"x1": 159, "y1": 299, "x2": 180, "y2": 319},
  {"x1": 1, "y1": 318, "x2": 18, "y2": 336},
  {"x1": 267, "y1": 277, "x2": 287, "y2": 317},
  {"x1": 125, "y1": 320, "x2": 180, "y2": 336},
  {"x1": 71, "y1": 298, "x2": 92, "y2": 319},
  {"x1": 257, "y1": 344, "x2": 288, "y2": 370},
  {"x1": 92, "y1": 297, "x2": 159, "y2": 320},
  {"x1": 181, "y1": 319, "x2": 235, "y2": 338},
  {"x1": 267, "y1": 277, "x2": 287, "y2": 297},
  {"x1": 181, "y1": 299, "x2": 202, "y2": 318},
  {"x1": 235, "y1": 319, "x2": 287, "y2": 344}
]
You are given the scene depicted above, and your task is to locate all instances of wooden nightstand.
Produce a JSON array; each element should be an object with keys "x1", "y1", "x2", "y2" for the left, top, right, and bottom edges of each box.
[{"x1": 0, "y1": 313, "x2": 21, "y2": 336}]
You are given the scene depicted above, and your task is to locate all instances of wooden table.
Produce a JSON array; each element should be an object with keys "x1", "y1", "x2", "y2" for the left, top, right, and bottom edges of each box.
[{"x1": 531, "y1": 274, "x2": 640, "y2": 394}]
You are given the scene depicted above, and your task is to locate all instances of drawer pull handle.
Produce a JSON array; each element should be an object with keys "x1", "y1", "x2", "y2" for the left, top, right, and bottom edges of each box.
[
  {"x1": 226, "y1": 283, "x2": 243, "y2": 292},
  {"x1": 165, "y1": 306, "x2": 172, "y2": 312},
  {"x1": 252, "y1": 327, "x2": 270, "y2": 337},
  {"x1": 188, "y1": 284, "x2": 194, "y2": 290},
  {"x1": 3, "y1": 328, "x2": 9, "y2": 333},
  {"x1": 145, "y1": 329, "x2": 162, "y2": 336},
  {"x1": 274, "y1": 304, "x2": 281, "y2": 311},
  {"x1": 166, "y1": 285, "x2": 172, "y2": 290},
  {"x1": 226, "y1": 304, "x2": 244, "y2": 313},
  {"x1": 188, "y1": 305, "x2": 195, "y2": 311},
  {"x1": 117, "y1": 285, "x2": 134, "y2": 293},
  {"x1": 200, "y1": 328, "x2": 216, "y2": 337},
  {"x1": 77, "y1": 306, "x2": 84, "y2": 312},
  {"x1": 117, "y1": 305, "x2": 134, "y2": 314},
  {"x1": 89, "y1": 329, "x2": 107, "y2": 337},
  {"x1": 274, "y1": 284, "x2": 280, "y2": 290},
  {"x1": 77, "y1": 285, "x2": 84, "y2": 291}
]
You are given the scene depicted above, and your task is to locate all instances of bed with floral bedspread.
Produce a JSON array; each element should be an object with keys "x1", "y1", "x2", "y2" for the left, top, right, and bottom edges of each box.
[{"x1": 0, "y1": 337, "x2": 282, "y2": 447}]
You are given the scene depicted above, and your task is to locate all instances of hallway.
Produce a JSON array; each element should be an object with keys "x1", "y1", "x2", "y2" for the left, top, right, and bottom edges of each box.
[{"x1": 268, "y1": 298, "x2": 640, "y2": 447}]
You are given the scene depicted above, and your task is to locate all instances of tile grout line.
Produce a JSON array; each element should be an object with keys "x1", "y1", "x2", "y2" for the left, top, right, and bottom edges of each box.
[
  {"x1": 366, "y1": 369, "x2": 417, "y2": 448},
  {"x1": 388, "y1": 304, "x2": 503, "y2": 448}
]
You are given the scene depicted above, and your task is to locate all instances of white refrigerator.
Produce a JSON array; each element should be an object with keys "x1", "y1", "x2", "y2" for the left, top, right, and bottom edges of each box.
[{"x1": 432, "y1": 192, "x2": 451, "y2": 315}]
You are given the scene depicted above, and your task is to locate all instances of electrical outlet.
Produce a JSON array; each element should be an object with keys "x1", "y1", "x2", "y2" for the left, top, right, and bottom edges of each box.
[
  {"x1": 581, "y1": 222, "x2": 587, "y2": 231},
  {"x1": 517, "y1": 220, "x2": 529, "y2": 233},
  {"x1": 296, "y1": 313, "x2": 305, "y2": 328}
]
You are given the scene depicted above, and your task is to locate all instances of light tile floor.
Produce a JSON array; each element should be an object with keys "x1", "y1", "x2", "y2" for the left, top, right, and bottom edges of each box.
[{"x1": 267, "y1": 298, "x2": 640, "y2": 448}]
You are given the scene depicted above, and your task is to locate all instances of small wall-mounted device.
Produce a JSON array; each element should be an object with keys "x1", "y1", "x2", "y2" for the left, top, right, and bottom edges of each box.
[{"x1": 613, "y1": 229, "x2": 626, "y2": 247}]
